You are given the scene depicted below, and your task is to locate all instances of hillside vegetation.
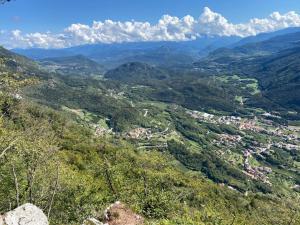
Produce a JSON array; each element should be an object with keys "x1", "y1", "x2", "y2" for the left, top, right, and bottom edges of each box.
[{"x1": 1, "y1": 28, "x2": 300, "y2": 225}]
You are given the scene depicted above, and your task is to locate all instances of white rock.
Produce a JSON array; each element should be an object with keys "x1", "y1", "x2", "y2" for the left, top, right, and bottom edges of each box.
[{"x1": 0, "y1": 203, "x2": 48, "y2": 225}]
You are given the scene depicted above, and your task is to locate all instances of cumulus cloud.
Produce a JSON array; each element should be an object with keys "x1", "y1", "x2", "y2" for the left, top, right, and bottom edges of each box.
[
  {"x1": 1, "y1": 7, "x2": 300, "y2": 49},
  {"x1": 64, "y1": 15, "x2": 197, "y2": 46},
  {"x1": 0, "y1": 29, "x2": 68, "y2": 49}
]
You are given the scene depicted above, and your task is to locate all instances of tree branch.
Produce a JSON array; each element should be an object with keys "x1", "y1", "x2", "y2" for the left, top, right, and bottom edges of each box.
[
  {"x1": 0, "y1": 138, "x2": 18, "y2": 159},
  {"x1": 12, "y1": 165, "x2": 20, "y2": 207},
  {"x1": 47, "y1": 164, "x2": 59, "y2": 219}
]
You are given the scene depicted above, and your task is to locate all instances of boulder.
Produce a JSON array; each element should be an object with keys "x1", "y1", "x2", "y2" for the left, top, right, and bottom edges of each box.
[
  {"x1": 103, "y1": 201, "x2": 144, "y2": 225},
  {"x1": 0, "y1": 203, "x2": 48, "y2": 225},
  {"x1": 83, "y1": 201, "x2": 144, "y2": 225}
]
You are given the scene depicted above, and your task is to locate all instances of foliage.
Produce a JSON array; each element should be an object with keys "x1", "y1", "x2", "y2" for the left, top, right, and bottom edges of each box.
[{"x1": 0, "y1": 42, "x2": 300, "y2": 225}]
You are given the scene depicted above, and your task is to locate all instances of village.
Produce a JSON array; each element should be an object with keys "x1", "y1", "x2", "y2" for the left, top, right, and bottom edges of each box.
[
  {"x1": 186, "y1": 109, "x2": 300, "y2": 184},
  {"x1": 243, "y1": 149, "x2": 272, "y2": 184},
  {"x1": 186, "y1": 110, "x2": 299, "y2": 145},
  {"x1": 88, "y1": 104, "x2": 300, "y2": 186}
]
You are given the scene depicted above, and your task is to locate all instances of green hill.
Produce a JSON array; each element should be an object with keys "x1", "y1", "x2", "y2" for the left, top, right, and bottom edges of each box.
[
  {"x1": 105, "y1": 62, "x2": 169, "y2": 83},
  {"x1": 39, "y1": 55, "x2": 104, "y2": 76}
]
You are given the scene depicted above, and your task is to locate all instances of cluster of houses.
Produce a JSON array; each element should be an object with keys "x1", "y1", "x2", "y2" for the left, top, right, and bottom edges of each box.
[
  {"x1": 187, "y1": 109, "x2": 299, "y2": 150},
  {"x1": 264, "y1": 127, "x2": 299, "y2": 141},
  {"x1": 214, "y1": 134, "x2": 242, "y2": 147},
  {"x1": 106, "y1": 89, "x2": 125, "y2": 99},
  {"x1": 243, "y1": 150, "x2": 272, "y2": 185},
  {"x1": 125, "y1": 127, "x2": 152, "y2": 140},
  {"x1": 273, "y1": 142, "x2": 299, "y2": 151},
  {"x1": 124, "y1": 125, "x2": 172, "y2": 141},
  {"x1": 185, "y1": 109, "x2": 300, "y2": 186},
  {"x1": 186, "y1": 110, "x2": 215, "y2": 122},
  {"x1": 186, "y1": 110, "x2": 263, "y2": 132},
  {"x1": 218, "y1": 115, "x2": 242, "y2": 125},
  {"x1": 238, "y1": 120, "x2": 264, "y2": 132}
]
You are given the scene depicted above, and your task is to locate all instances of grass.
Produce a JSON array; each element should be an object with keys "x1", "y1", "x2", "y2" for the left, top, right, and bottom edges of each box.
[
  {"x1": 62, "y1": 106, "x2": 99, "y2": 123},
  {"x1": 62, "y1": 106, "x2": 85, "y2": 118},
  {"x1": 187, "y1": 140, "x2": 203, "y2": 153},
  {"x1": 217, "y1": 75, "x2": 261, "y2": 95},
  {"x1": 246, "y1": 82, "x2": 260, "y2": 95},
  {"x1": 97, "y1": 118, "x2": 109, "y2": 129},
  {"x1": 225, "y1": 152, "x2": 244, "y2": 165}
]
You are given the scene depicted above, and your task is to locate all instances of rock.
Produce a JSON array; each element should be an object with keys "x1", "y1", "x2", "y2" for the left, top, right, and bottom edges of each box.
[
  {"x1": 0, "y1": 203, "x2": 48, "y2": 225},
  {"x1": 83, "y1": 201, "x2": 144, "y2": 225},
  {"x1": 103, "y1": 201, "x2": 144, "y2": 225}
]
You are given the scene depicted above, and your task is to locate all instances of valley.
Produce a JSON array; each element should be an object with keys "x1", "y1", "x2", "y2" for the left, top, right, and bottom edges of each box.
[
  {"x1": 1, "y1": 25, "x2": 300, "y2": 224},
  {"x1": 57, "y1": 81, "x2": 300, "y2": 195}
]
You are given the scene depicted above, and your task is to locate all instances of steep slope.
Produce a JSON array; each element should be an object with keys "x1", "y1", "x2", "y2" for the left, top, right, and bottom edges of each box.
[
  {"x1": 245, "y1": 47, "x2": 300, "y2": 110},
  {"x1": 0, "y1": 46, "x2": 39, "y2": 74}
]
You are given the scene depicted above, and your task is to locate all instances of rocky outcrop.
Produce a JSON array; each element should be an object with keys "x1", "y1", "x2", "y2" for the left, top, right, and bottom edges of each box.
[
  {"x1": 0, "y1": 204, "x2": 48, "y2": 225},
  {"x1": 103, "y1": 201, "x2": 144, "y2": 225},
  {"x1": 83, "y1": 201, "x2": 144, "y2": 225}
]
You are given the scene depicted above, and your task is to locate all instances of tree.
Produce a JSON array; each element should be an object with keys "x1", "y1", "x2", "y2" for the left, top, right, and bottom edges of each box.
[{"x1": 0, "y1": 103, "x2": 64, "y2": 222}]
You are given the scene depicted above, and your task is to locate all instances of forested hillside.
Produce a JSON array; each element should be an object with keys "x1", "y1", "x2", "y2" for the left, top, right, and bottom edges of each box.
[
  {"x1": 1, "y1": 41, "x2": 300, "y2": 224},
  {"x1": 194, "y1": 31, "x2": 300, "y2": 114}
]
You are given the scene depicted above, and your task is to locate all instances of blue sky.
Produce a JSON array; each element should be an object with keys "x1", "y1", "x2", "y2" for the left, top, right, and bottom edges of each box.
[
  {"x1": 1, "y1": 0, "x2": 300, "y2": 48},
  {"x1": 1, "y1": 0, "x2": 300, "y2": 32}
]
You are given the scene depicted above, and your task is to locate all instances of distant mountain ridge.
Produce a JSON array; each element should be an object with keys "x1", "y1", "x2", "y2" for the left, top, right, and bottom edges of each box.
[
  {"x1": 206, "y1": 30, "x2": 300, "y2": 61},
  {"x1": 12, "y1": 27, "x2": 300, "y2": 69},
  {"x1": 231, "y1": 27, "x2": 300, "y2": 47},
  {"x1": 12, "y1": 36, "x2": 242, "y2": 68}
]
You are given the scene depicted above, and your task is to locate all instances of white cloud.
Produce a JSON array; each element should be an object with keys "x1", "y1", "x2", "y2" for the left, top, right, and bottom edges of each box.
[
  {"x1": 64, "y1": 15, "x2": 197, "y2": 45},
  {"x1": 1, "y1": 7, "x2": 300, "y2": 49},
  {"x1": 6, "y1": 30, "x2": 68, "y2": 48}
]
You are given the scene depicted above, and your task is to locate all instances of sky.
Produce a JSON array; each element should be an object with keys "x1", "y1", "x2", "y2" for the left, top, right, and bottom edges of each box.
[{"x1": 0, "y1": 0, "x2": 300, "y2": 49}]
